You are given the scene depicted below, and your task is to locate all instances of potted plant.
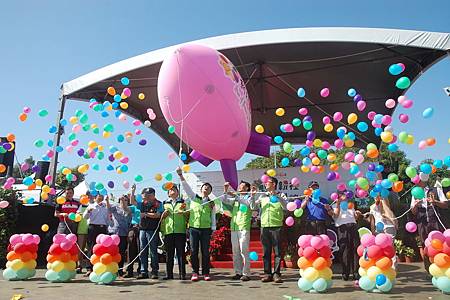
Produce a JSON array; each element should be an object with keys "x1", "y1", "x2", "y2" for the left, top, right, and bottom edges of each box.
[
  {"x1": 394, "y1": 239, "x2": 406, "y2": 262},
  {"x1": 283, "y1": 244, "x2": 298, "y2": 269},
  {"x1": 404, "y1": 246, "x2": 415, "y2": 263}
]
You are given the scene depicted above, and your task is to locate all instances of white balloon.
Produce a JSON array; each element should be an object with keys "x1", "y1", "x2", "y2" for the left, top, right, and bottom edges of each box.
[
  {"x1": 144, "y1": 120, "x2": 151, "y2": 127},
  {"x1": 419, "y1": 172, "x2": 429, "y2": 182},
  {"x1": 384, "y1": 125, "x2": 394, "y2": 132}
]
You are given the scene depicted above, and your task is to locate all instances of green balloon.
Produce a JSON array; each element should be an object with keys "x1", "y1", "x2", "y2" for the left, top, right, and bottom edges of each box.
[
  {"x1": 82, "y1": 124, "x2": 91, "y2": 131},
  {"x1": 283, "y1": 142, "x2": 293, "y2": 153},
  {"x1": 164, "y1": 173, "x2": 173, "y2": 181},
  {"x1": 93, "y1": 104, "x2": 103, "y2": 112},
  {"x1": 358, "y1": 227, "x2": 372, "y2": 238},
  {"x1": 75, "y1": 109, "x2": 83, "y2": 117},
  {"x1": 66, "y1": 173, "x2": 74, "y2": 181},
  {"x1": 34, "y1": 139, "x2": 44, "y2": 147},
  {"x1": 303, "y1": 121, "x2": 312, "y2": 130},
  {"x1": 79, "y1": 113, "x2": 89, "y2": 124},
  {"x1": 356, "y1": 177, "x2": 369, "y2": 188},
  {"x1": 0, "y1": 147, "x2": 6, "y2": 154},
  {"x1": 405, "y1": 166, "x2": 417, "y2": 178},
  {"x1": 168, "y1": 125, "x2": 176, "y2": 134},
  {"x1": 348, "y1": 179, "x2": 356, "y2": 189},
  {"x1": 239, "y1": 204, "x2": 248, "y2": 213},
  {"x1": 93, "y1": 128, "x2": 100, "y2": 134},
  {"x1": 97, "y1": 152, "x2": 105, "y2": 160},
  {"x1": 135, "y1": 175, "x2": 143, "y2": 182},
  {"x1": 292, "y1": 118, "x2": 301, "y2": 127},
  {"x1": 411, "y1": 186, "x2": 425, "y2": 199},
  {"x1": 441, "y1": 178, "x2": 450, "y2": 188},
  {"x1": 388, "y1": 173, "x2": 399, "y2": 182},
  {"x1": 317, "y1": 149, "x2": 327, "y2": 159},
  {"x1": 396, "y1": 76, "x2": 411, "y2": 89},
  {"x1": 68, "y1": 133, "x2": 76, "y2": 141},
  {"x1": 95, "y1": 182, "x2": 104, "y2": 191},
  {"x1": 294, "y1": 208, "x2": 304, "y2": 218},
  {"x1": 103, "y1": 123, "x2": 114, "y2": 132},
  {"x1": 38, "y1": 109, "x2": 48, "y2": 117}
]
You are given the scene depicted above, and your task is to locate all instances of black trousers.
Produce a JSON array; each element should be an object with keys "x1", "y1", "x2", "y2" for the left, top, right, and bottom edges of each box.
[
  {"x1": 418, "y1": 220, "x2": 444, "y2": 272},
  {"x1": 189, "y1": 228, "x2": 212, "y2": 275},
  {"x1": 337, "y1": 223, "x2": 359, "y2": 276},
  {"x1": 260, "y1": 227, "x2": 282, "y2": 276},
  {"x1": 118, "y1": 236, "x2": 128, "y2": 274},
  {"x1": 164, "y1": 233, "x2": 186, "y2": 278},
  {"x1": 127, "y1": 225, "x2": 141, "y2": 275},
  {"x1": 87, "y1": 224, "x2": 107, "y2": 271},
  {"x1": 307, "y1": 220, "x2": 327, "y2": 235}
]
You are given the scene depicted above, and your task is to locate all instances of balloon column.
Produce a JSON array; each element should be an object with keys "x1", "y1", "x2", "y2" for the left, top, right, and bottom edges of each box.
[
  {"x1": 357, "y1": 233, "x2": 396, "y2": 293},
  {"x1": 427, "y1": 230, "x2": 450, "y2": 294},
  {"x1": 297, "y1": 234, "x2": 333, "y2": 293},
  {"x1": 3, "y1": 234, "x2": 39, "y2": 280},
  {"x1": 45, "y1": 233, "x2": 78, "y2": 282},
  {"x1": 89, "y1": 234, "x2": 121, "y2": 284}
]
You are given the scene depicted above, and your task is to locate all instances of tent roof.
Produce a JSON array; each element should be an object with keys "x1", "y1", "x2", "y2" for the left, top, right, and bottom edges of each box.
[{"x1": 61, "y1": 27, "x2": 450, "y2": 152}]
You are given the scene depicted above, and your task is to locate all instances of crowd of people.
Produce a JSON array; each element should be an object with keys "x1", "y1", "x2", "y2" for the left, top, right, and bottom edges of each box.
[{"x1": 53, "y1": 169, "x2": 449, "y2": 284}]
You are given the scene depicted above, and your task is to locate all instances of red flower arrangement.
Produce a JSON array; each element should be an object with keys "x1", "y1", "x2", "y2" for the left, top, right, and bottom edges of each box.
[{"x1": 209, "y1": 214, "x2": 231, "y2": 259}]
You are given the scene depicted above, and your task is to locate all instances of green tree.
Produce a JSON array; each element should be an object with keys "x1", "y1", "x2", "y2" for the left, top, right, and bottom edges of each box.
[{"x1": 56, "y1": 166, "x2": 85, "y2": 190}]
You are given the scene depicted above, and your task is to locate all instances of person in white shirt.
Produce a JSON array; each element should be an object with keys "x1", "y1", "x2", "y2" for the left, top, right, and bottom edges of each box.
[{"x1": 331, "y1": 191, "x2": 362, "y2": 281}]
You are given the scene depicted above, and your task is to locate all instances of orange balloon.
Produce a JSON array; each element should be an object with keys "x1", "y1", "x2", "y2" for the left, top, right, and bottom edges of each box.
[
  {"x1": 431, "y1": 239, "x2": 443, "y2": 251},
  {"x1": 59, "y1": 252, "x2": 72, "y2": 262},
  {"x1": 6, "y1": 134, "x2": 15, "y2": 142},
  {"x1": 27, "y1": 183, "x2": 36, "y2": 190},
  {"x1": 317, "y1": 166, "x2": 325, "y2": 173},
  {"x1": 71, "y1": 254, "x2": 79, "y2": 262},
  {"x1": 7, "y1": 251, "x2": 20, "y2": 261},
  {"x1": 312, "y1": 257, "x2": 327, "y2": 270},
  {"x1": 446, "y1": 191, "x2": 450, "y2": 199},
  {"x1": 327, "y1": 258, "x2": 333, "y2": 267},
  {"x1": 90, "y1": 254, "x2": 100, "y2": 265},
  {"x1": 431, "y1": 165, "x2": 437, "y2": 174},
  {"x1": 100, "y1": 253, "x2": 113, "y2": 265},
  {"x1": 330, "y1": 164, "x2": 339, "y2": 171},
  {"x1": 107, "y1": 87, "x2": 116, "y2": 96},
  {"x1": 359, "y1": 257, "x2": 376, "y2": 269},
  {"x1": 366, "y1": 149, "x2": 379, "y2": 159},
  {"x1": 20, "y1": 251, "x2": 33, "y2": 262},
  {"x1": 164, "y1": 182, "x2": 174, "y2": 190},
  {"x1": 426, "y1": 138, "x2": 436, "y2": 146},
  {"x1": 303, "y1": 189, "x2": 312, "y2": 196},
  {"x1": 32, "y1": 252, "x2": 38, "y2": 260},
  {"x1": 375, "y1": 256, "x2": 392, "y2": 270},
  {"x1": 0, "y1": 164, "x2": 5, "y2": 173},
  {"x1": 348, "y1": 202, "x2": 355, "y2": 210},
  {"x1": 297, "y1": 256, "x2": 312, "y2": 269},
  {"x1": 80, "y1": 195, "x2": 89, "y2": 205},
  {"x1": 112, "y1": 253, "x2": 122, "y2": 263},
  {"x1": 19, "y1": 113, "x2": 28, "y2": 122},
  {"x1": 392, "y1": 181, "x2": 404, "y2": 192},
  {"x1": 434, "y1": 253, "x2": 450, "y2": 268}
]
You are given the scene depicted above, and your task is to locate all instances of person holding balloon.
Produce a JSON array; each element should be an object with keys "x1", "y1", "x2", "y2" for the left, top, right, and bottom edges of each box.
[
  {"x1": 300, "y1": 181, "x2": 332, "y2": 235},
  {"x1": 125, "y1": 186, "x2": 141, "y2": 278},
  {"x1": 75, "y1": 191, "x2": 94, "y2": 274},
  {"x1": 331, "y1": 191, "x2": 362, "y2": 281},
  {"x1": 54, "y1": 187, "x2": 80, "y2": 234},
  {"x1": 222, "y1": 180, "x2": 255, "y2": 281},
  {"x1": 177, "y1": 167, "x2": 216, "y2": 282},
  {"x1": 160, "y1": 184, "x2": 187, "y2": 280},
  {"x1": 411, "y1": 181, "x2": 449, "y2": 274},
  {"x1": 254, "y1": 176, "x2": 288, "y2": 283},
  {"x1": 366, "y1": 196, "x2": 398, "y2": 237}
]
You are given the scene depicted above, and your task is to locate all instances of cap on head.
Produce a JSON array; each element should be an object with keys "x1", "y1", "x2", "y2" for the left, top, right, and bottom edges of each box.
[
  {"x1": 142, "y1": 187, "x2": 156, "y2": 195},
  {"x1": 308, "y1": 181, "x2": 319, "y2": 188}
]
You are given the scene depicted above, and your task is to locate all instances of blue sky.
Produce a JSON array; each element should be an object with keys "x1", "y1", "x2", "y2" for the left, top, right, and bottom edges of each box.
[{"x1": 0, "y1": 1, "x2": 449, "y2": 198}]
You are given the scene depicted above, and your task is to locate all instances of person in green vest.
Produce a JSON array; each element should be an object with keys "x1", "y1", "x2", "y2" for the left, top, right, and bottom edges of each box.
[
  {"x1": 161, "y1": 184, "x2": 187, "y2": 280},
  {"x1": 254, "y1": 176, "x2": 288, "y2": 283},
  {"x1": 176, "y1": 167, "x2": 216, "y2": 282},
  {"x1": 222, "y1": 180, "x2": 255, "y2": 281}
]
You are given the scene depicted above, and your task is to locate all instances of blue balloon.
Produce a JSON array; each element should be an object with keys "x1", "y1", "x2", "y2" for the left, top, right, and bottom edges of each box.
[
  {"x1": 378, "y1": 278, "x2": 393, "y2": 292},
  {"x1": 380, "y1": 188, "x2": 390, "y2": 198},
  {"x1": 114, "y1": 110, "x2": 121, "y2": 117},
  {"x1": 387, "y1": 143, "x2": 399, "y2": 152},
  {"x1": 106, "y1": 165, "x2": 114, "y2": 171},
  {"x1": 359, "y1": 276, "x2": 376, "y2": 291},
  {"x1": 48, "y1": 126, "x2": 57, "y2": 133},
  {"x1": 120, "y1": 165, "x2": 129, "y2": 172},
  {"x1": 121, "y1": 77, "x2": 130, "y2": 86},
  {"x1": 374, "y1": 114, "x2": 383, "y2": 124},
  {"x1": 274, "y1": 135, "x2": 283, "y2": 144},
  {"x1": 357, "y1": 122, "x2": 368, "y2": 132},
  {"x1": 375, "y1": 164, "x2": 384, "y2": 173},
  {"x1": 89, "y1": 181, "x2": 97, "y2": 190},
  {"x1": 445, "y1": 156, "x2": 450, "y2": 167},
  {"x1": 302, "y1": 157, "x2": 312, "y2": 166},
  {"x1": 340, "y1": 201, "x2": 348, "y2": 211},
  {"x1": 420, "y1": 163, "x2": 432, "y2": 174},
  {"x1": 376, "y1": 274, "x2": 387, "y2": 286},
  {"x1": 56, "y1": 146, "x2": 64, "y2": 153},
  {"x1": 42, "y1": 155, "x2": 50, "y2": 161},
  {"x1": 279, "y1": 125, "x2": 286, "y2": 133},
  {"x1": 381, "y1": 179, "x2": 392, "y2": 189},
  {"x1": 298, "y1": 278, "x2": 313, "y2": 292},
  {"x1": 281, "y1": 157, "x2": 290, "y2": 167},
  {"x1": 297, "y1": 87, "x2": 306, "y2": 98},
  {"x1": 112, "y1": 102, "x2": 119, "y2": 109},
  {"x1": 101, "y1": 111, "x2": 109, "y2": 118},
  {"x1": 59, "y1": 119, "x2": 68, "y2": 126},
  {"x1": 90, "y1": 189, "x2": 98, "y2": 196},
  {"x1": 336, "y1": 128, "x2": 346, "y2": 139},
  {"x1": 100, "y1": 188, "x2": 108, "y2": 196},
  {"x1": 47, "y1": 140, "x2": 54, "y2": 147},
  {"x1": 109, "y1": 146, "x2": 118, "y2": 153},
  {"x1": 347, "y1": 132, "x2": 356, "y2": 140},
  {"x1": 135, "y1": 194, "x2": 143, "y2": 203},
  {"x1": 249, "y1": 251, "x2": 258, "y2": 261},
  {"x1": 113, "y1": 94, "x2": 122, "y2": 102},
  {"x1": 180, "y1": 153, "x2": 188, "y2": 161},
  {"x1": 350, "y1": 165, "x2": 359, "y2": 175},
  {"x1": 312, "y1": 189, "x2": 321, "y2": 198},
  {"x1": 270, "y1": 195, "x2": 279, "y2": 203},
  {"x1": 433, "y1": 160, "x2": 443, "y2": 168},
  {"x1": 117, "y1": 134, "x2": 124, "y2": 143},
  {"x1": 373, "y1": 184, "x2": 382, "y2": 192},
  {"x1": 374, "y1": 127, "x2": 383, "y2": 136},
  {"x1": 312, "y1": 277, "x2": 328, "y2": 292},
  {"x1": 388, "y1": 63, "x2": 403, "y2": 75},
  {"x1": 312, "y1": 198, "x2": 320, "y2": 204},
  {"x1": 369, "y1": 190, "x2": 379, "y2": 198},
  {"x1": 376, "y1": 222, "x2": 385, "y2": 232},
  {"x1": 366, "y1": 171, "x2": 377, "y2": 181},
  {"x1": 436, "y1": 276, "x2": 450, "y2": 293},
  {"x1": 422, "y1": 107, "x2": 434, "y2": 119},
  {"x1": 300, "y1": 146, "x2": 310, "y2": 156},
  {"x1": 347, "y1": 88, "x2": 357, "y2": 97}
]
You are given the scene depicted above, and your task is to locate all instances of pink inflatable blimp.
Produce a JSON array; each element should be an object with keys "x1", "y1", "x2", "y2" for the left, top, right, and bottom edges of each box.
[{"x1": 158, "y1": 44, "x2": 270, "y2": 189}]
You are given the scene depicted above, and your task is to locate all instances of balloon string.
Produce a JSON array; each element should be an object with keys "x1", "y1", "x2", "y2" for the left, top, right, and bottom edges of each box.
[{"x1": 430, "y1": 203, "x2": 448, "y2": 231}]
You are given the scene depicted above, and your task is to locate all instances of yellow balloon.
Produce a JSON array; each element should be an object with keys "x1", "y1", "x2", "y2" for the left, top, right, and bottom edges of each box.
[
  {"x1": 303, "y1": 267, "x2": 319, "y2": 282},
  {"x1": 35, "y1": 179, "x2": 43, "y2": 187},
  {"x1": 182, "y1": 164, "x2": 191, "y2": 173},
  {"x1": 384, "y1": 268, "x2": 397, "y2": 281},
  {"x1": 113, "y1": 151, "x2": 123, "y2": 159},
  {"x1": 358, "y1": 267, "x2": 367, "y2": 277},
  {"x1": 266, "y1": 169, "x2": 276, "y2": 177},
  {"x1": 299, "y1": 269, "x2": 304, "y2": 277},
  {"x1": 106, "y1": 262, "x2": 119, "y2": 274},
  {"x1": 406, "y1": 134, "x2": 414, "y2": 145},
  {"x1": 93, "y1": 263, "x2": 107, "y2": 275},
  {"x1": 10, "y1": 259, "x2": 24, "y2": 271},
  {"x1": 65, "y1": 261, "x2": 76, "y2": 271},
  {"x1": 301, "y1": 166, "x2": 310, "y2": 173},
  {"x1": 46, "y1": 262, "x2": 52, "y2": 270},
  {"x1": 345, "y1": 139, "x2": 355, "y2": 148},
  {"x1": 52, "y1": 261, "x2": 65, "y2": 272},
  {"x1": 88, "y1": 141, "x2": 98, "y2": 148},
  {"x1": 313, "y1": 139, "x2": 322, "y2": 147},
  {"x1": 429, "y1": 263, "x2": 445, "y2": 277},
  {"x1": 154, "y1": 173, "x2": 163, "y2": 181},
  {"x1": 138, "y1": 93, "x2": 145, "y2": 100},
  {"x1": 347, "y1": 113, "x2": 358, "y2": 125},
  {"x1": 41, "y1": 192, "x2": 49, "y2": 201},
  {"x1": 24, "y1": 259, "x2": 37, "y2": 270},
  {"x1": 91, "y1": 123, "x2": 98, "y2": 129},
  {"x1": 312, "y1": 157, "x2": 321, "y2": 166},
  {"x1": 327, "y1": 153, "x2": 336, "y2": 162},
  {"x1": 74, "y1": 214, "x2": 82, "y2": 222},
  {"x1": 367, "y1": 266, "x2": 382, "y2": 281},
  {"x1": 121, "y1": 93, "x2": 127, "y2": 99},
  {"x1": 318, "y1": 267, "x2": 332, "y2": 280},
  {"x1": 69, "y1": 116, "x2": 78, "y2": 124},
  {"x1": 324, "y1": 123, "x2": 334, "y2": 132},
  {"x1": 255, "y1": 125, "x2": 264, "y2": 134},
  {"x1": 120, "y1": 102, "x2": 129, "y2": 109},
  {"x1": 103, "y1": 131, "x2": 111, "y2": 138},
  {"x1": 380, "y1": 131, "x2": 393, "y2": 143},
  {"x1": 56, "y1": 196, "x2": 66, "y2": 205},
  {"x1": 41, "y1": 224, "x2": 49, "y2": 232},
  {"x1": 62, "y1": 168, "x2": 71, "y2": 175},
  {"x1": 275, "y1": 108, "x2": 285, "y2": 117},
  {"x1": 98, "y1": 145, "x2": 104, "y2": 151},
  {"x1": 42, "y1": 185, "x2": 51, "y2": 193},
  {"x1": 445, "y1": 267, "x2": 450, "y2": 278}
]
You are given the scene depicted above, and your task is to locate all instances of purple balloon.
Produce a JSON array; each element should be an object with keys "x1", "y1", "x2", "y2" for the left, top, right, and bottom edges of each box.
[
  {"x1": 77, "y1": 149, "x2": 85, "y2": 157},
  {"x1": 345, "y1": 190, "x2": 354, "y2": 199},
  {"x1": 327, "y1": 172, "x2": 336, "y2": 181},
  {"x1": 306, "y1": 131, "x2": 316, "y2": 141},
  {"x1": 31, "y1": 165, "x2": 40, "y2": 173},
  {"x1": 353, "y1": 94, "x2": 362, "y2": 102},
  {"x1": 3, "y1": 143, "x2": 11, "y2": 150},
  {"x1": 294, "y1": 199, "x2": 302, "y2": 208},
  {"x1": 294, "y1": 158, "x2": 302, "y2": 167},
  {"x1": 107, "y1": 181, "x2": 114, "y2": 188},
  {"x1": 108, "y1": 154, "x2": 115, "y2": 162},
  {"x1": 139, "y1": 139, "x2": 147, "y2": 146},
  {"x1": 368, "y1": 163, "x2": 376, "y2": 171},
  {"x1": 303, "y1": 116, "x2": 313, "y2": 122}
]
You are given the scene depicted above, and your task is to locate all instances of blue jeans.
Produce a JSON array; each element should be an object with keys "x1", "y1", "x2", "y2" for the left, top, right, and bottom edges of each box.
[
  {"x1": 139, "y1": 229, "x2": 159, "y2": 275},
  {"x1": 189, "y1": 228, "x2": 212, "y2": 275}
]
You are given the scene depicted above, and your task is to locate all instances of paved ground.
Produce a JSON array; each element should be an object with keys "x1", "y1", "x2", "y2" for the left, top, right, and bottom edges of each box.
[{"x1": 1, "y1": 263, "x2": 448, "y2": 300}]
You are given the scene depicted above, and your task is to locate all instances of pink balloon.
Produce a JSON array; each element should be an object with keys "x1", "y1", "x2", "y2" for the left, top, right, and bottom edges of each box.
[
  {"x1": 361, "y1": 234, "x2": 376, "y2": 247},
  {"x1": 67, "y1": 233, "x2": 77, "y2": 244},
  {"x1": 311, "y1": 166, "x2": 319, "y2": 173},
  {"x1": 96, "y1": 234, "x2": 105, "y2": 245},
  {"x1": 49, "y1": 188, "x2": 56, "y2": 195},
  {"x1": 418, "y1": 140, "x2": 427, "y2": 150},
  {"x1": 375, "y1": 233, "x2": 393, "y2": 248},
  {"x1": 299, "y1": 107, "x2": 308, "y2": 115},
  {"x1": 135, "y1": 129, "x2": 142, "y2": 135},
  {"x1": 89, "y1": 151, "x2": 96, "y2": 158},
  {"x1": 397, "y1": 95, "x2": 406, "y2": 104},
  {"x1": 23, "y1": 107, "x2": 31, "y2": 113},
  {"x1": 291, "y1": 177, "x2": 300, "y2": 187},
  {"x1": 411, "y1": 175, "x2": 421, "y2": 184},
  {"x1": 354, "y1": 154, "x2": 364, "y2": 164},
  {"x1": 398, "y1": 114, "x2": 409, "y2": 123},
  {"x1": 146, "y1": 108, "x2": 154, "y2": 115},
  {"x1": 309, "y1": 153, "x2": 316, "y2": 159},
  {"x1": 298, "y1": 235, "x2": 313, "y2": 248},
  {"x1": 32, "y1": 234, "x2": 41, "y2": 245},
  {"x1": 320, "y1": 88, "x2": 330, "y2": 97},
  {"x1": 149, "y1": 113, "x2": 156, "y2": 120},
  {"x1": 45, "y1": 175, "x2": 52, "y2": 182},
  {"x1": 132, "y1": 120, "x2": 141, "y2": 126},
  {"x1": 53, "y1": 234, "x2": 66, "y2": 244},
  {"x1": 311, "y1": 236, "x2": 324, "y2": 249},
  {"x1": 119, "y1": 157, "x2": 129, "y2": 164},
  {"x1": 322, "y1": 116, "x2": 331, "y2": 124},
  {"x1": 72, "y1": 124, "x2": 81, "y2": 133},
  {"x1": 9, "y1": 234, "x2": 22, "y2": 246},
  {"x1": 402, "y1": 99, "x2": 413, "y2": 108},
  {"x1": 305, "y1": 140, "x2": 313, "y2": 147},
  {"x1": 367, "y1": 111, "x2": 376, "y2": 120},
  {"x1": 22, "y1": 233, "x2": 34, "y2": 245},
  {"x1": 285, "y1": 216, "x2": 295, "y2": 227},
  {"x1": 71, "y1": 140, "x2": 79, "y2": 146},
  {"x1": 385, "y1": 99, "x2": 396, "y2": 108},
  {"x1": 284, "y1": 124, "x2": 294, "y2": 132},
  {"x1": 333, "y1": 112, "x2": 343, "y2": 122},
  {"x1": 429, "y1": 231, "x2": 445, "y2": 242},
  {"x1": 405, "y1": 222, "x2": 417, "y2": 233},
  {"x1": 335, "y1": 172, "x2": 341, "y2": 180},
  {"x1": 330, "y1": 192, "x2": 338, "y2": 201},
  {"x1": 65, "y1": 145, "x2": 74, "y2": 153},
  {"x1": 111, "y1": 235, "x2": 121, "y2": 246},
  {"x1": 354, "y1": 171, "x2": 363, "y2": 178},
  {"x1": 334, "y1": 139, "x2": 344, "y2": 149},
  {"x1": 344, "y1": 152, "x2": 355, "y2": 161},
  {"x1": 60, "y1": 241, "x2": 72, "y2": 251},
  {"x1": 319, "y1": 234, "x2": 331, "y2": 247},
  {"x1": 371, "y1": 120, "x2": 382, "y2": 128},
  {"x1": 261, "y1": 174, "x2": 270, "y2": 183},
  {"x1": 341, "y1": 162, "x2": 350, "y2": 170},
  {"x1": 101, "y1": 235, "x2": 113, "y2": 247},
  {"x1": 443, "y1": 229, "x2": 450, "y2": 238},
  {"x1": 158, "y1": 44, "x2": 252, "y2": 165},
  {"x1": 119, "y1": 114, "x2": 127, "y2": 121},
  {"x1": 356, "y1": 189, "x2": 368, "y2": 198},
  {"x1": 287, "y1": 202, "x2": 297, "y2": 212},
  {"x1": 20, "y1": 163, "x2": 30, "y2": 171},
  {"x1": 0, "y1": 200, "x2": 9, "y2": 209},
  {"x1": 322, "y1": 141, "x2": 331, "y2": 150},
  {"x1": 123, "y1": 181, "x2": 130, "y2": 189},
  {"x1": 357, "y1": 100, "x2": 366, "y2": 111},
  {"x1": 382, "y1": 115, "x2": 392, "y2": 125},
  {"x1": 123, "y1": 88, "x2": 132, "y2": 97}
]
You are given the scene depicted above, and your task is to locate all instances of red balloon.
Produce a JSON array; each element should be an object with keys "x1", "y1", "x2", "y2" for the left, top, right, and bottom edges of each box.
[
  {"x1": 48, "y1": 244, "x2": 63, "y2": 255},
  {"x1": 318, "y1": 246, "x2": 331, "y2": 258},
  {"x1": 383, "y1": 246, "x2": 395, "y2": 258},
  {"x1": 427, "y1": 246, "x2": 441, "y2": 258},
  {"x1": 303, "y1": 246, "x2": 318, "y2": 261},
  {"x1": 443, "y1": 243, "x2": 450, "y2": 256},
  {"x1": 93, "y1": 244, "x2": 108, "y2": 256},
  {"x1": 357, "y1": 245, "x2": 365, "y2": 257},
  {"x1": 107, "y1": 245, "x2": 119, "y2": 256},
  {"x1": 297, "y1": 247, "x2": 303, "y2": 257},
  {"x1": 367, "y1": 245, "x2": 382, "y2": 259},
  {"x1": 13, "y1": 243, "x2": 31, "y2": 254},
  {"x1": 69, "y1": 244, "x2": 78, "y2": 255}
]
